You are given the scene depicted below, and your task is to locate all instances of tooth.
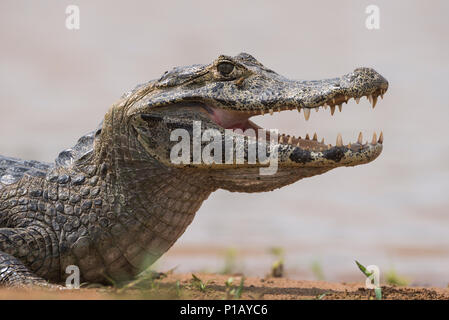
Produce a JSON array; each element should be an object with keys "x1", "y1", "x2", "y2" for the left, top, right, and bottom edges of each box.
[
  {"x1": 371, "y1": 132, "x2": 377, "y2": 145},
  {"x1": 332, "y1": 98, "x2": 336, "y2": 104},
  {"x1": 313, "y1": 133, "x2": 317, "y2": 141},
  {"x1": 345, "y1": 95, "x2": 349, "y2": 101},
  {"x1": 336, "y1": 133, "x2": 343, "y2": 147},
  {"x1": 380, "y1": 91, "x2": 384, "y2": 99},
  {"x1": 304, "y1": 108, "x2": 311, "y2": 121},
  {"x1": 372, "y1": 96, "x2": 378, "y2": 109},
  {"x1": 305, "y1": 133, "x2": 310, "y2": 140},
  {"x1": 288, "y1": 136, "x2": 293, "y2": 144},
  {"x1": 338, "y1": 104, "x2": 342, "y2": 112},
  {"x1": 297, "y1": 107, "x2": 301, "y2": 113},
  {"x1": 355, "y1": 97, "x2": 360, "y2": 104},
  {"x1": 278, "y1": 107, "x2": 282, "y2": 112},
  {"x1": 378, "y1": 131, "x2": 383, "y2": 144},
  {"x1": 323, "y1": 105, "x2": 328, "y2": 110},
  {"x1": 269, "y1": 109, "x2": 274, "y2": 115},
  {"x1": 327, "y1": 144, "x2": 332, "y2": 149},
  {"x1": 330, "y1": 106, "x2": 336, "y2": 115},
  {"x1": 315, "y1": 107, "x2": 319, "y2": 112},
  {"x1": 296, "y1": 141, "x2": 300, "y2": 147},
  {"x1": 279, "y1": 136, "x2": 284, "y2": 143},
  {"x1": 357, "y1": 132, "x2": 363, "y2": 144},
  {"x1": 368, "y1": 95, "x2": 373, "y2": 105}
]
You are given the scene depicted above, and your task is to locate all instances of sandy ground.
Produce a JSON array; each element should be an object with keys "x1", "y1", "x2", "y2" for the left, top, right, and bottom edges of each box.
[{"x1": 0, "y1": 273, "x2": 448, "y2": 300}]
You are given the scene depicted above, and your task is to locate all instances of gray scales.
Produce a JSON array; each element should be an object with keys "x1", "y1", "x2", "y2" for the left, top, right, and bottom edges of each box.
[{"x1": 0, "y1": 53, "x2": 388, "y2": 287}]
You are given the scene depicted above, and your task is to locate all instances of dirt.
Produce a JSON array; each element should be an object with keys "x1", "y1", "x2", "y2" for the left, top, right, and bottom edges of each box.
[{"x1": 0, "y1": 273, "x2": 448, "y2": 300}]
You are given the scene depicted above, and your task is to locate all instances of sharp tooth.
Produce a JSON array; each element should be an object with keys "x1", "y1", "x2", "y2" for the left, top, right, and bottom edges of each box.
[
  {"x1": 357, "y1": 132, "x2": 363, "y2": 144},
  {"x1": 355, "y1": 97, "x2": 360, "y2": 104},
  {"x1": 380, "y1": 90, "x2": 384, "y2": 99},
  {"x1": 330, "y1": 106, "x2": 336, "y2": 115},
  {"x1": 304, "y1": 108, "x2": 311, "y2": 121},
  {"x1": 269, "y1": 108, "x2": 274, "y2": 115},
  {"x1": 305, "y1": 133, "x2": 310, "y2": 140},
  {"x1": 371, "y1": 132, "x2": 377, "y2": 145},
  {"x1": 368, "y1": 95, "x2": 373, "y2": 104},
  {"x1": 338, "y1": 104, "x2": 342, "y2": 112},
  {"x1": 323, "y1": 105, "x2": 328, "y2": 110},
  {"x1": 345, "y1": 95, "x2": 349, "y2": 101},
  {"x1": 296, "y1": 141, "x2": 300, "y2": 147},
  {"x1": 288, "y1": 136, "x2": 293, "y2": 144},
  {"x1": 327, "y1": 144, "x2": 332, "y2": 149},
  {"x1": 332, "y1": 98, "x2": 336, "y2": 104},
  {"x1": 378, "y1": 131, "x2": 383, "y2": 144},
  {"x1": 336, "y1": 133, "x2": 343, "y2": 147},
  {"x1": 372, "y1": 96, "x2": 378, "y2": 109},
  {"x1": 297, "y1": 107, "x2": 301, "y2": 113},
  {"x1": 279, "y1": 136, "x2": 284, "y2": 143},
  {"x1": 313, "y1": 133, "x2": 318, "y2": 141}
]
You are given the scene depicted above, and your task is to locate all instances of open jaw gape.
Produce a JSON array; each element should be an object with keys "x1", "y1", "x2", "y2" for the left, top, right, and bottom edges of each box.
[{"x1": 0, "y1": 53, "x2": 388, "y2": 286}]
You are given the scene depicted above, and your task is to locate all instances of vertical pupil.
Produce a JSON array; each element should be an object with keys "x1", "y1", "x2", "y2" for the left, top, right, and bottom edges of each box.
[{"x1": 218, "y1": 62, "x2": 234, "y2": 75}]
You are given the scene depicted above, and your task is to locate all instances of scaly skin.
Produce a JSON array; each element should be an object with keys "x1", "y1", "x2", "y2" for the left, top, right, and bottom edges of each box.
[{"x1": 0, "y1": 53, "x2": 388, "y2": 286}]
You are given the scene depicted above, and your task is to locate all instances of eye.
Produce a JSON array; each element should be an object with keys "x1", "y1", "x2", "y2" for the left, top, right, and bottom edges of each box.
[{"x1": 217, "y1": 62, "x2": 235, "y2": 76}]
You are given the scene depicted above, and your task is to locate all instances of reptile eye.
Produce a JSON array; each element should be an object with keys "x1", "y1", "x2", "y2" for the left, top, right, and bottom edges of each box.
[{"x1": 217, "y1": 62, "x2": 235, "y2": 76}]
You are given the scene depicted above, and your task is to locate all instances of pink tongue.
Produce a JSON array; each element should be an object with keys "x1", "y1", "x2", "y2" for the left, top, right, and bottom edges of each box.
[
  {"x1": 227, "y1": 121, "x2": 253, "y2": 130},
  {"x1": 210, "y1": 107, "x2": 252, "y2": 129}
]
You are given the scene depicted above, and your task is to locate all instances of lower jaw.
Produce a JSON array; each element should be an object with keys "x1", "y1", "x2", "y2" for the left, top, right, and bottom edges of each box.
[{"x1": 205, "y1": 105, "x2": 382, "y2": 153}]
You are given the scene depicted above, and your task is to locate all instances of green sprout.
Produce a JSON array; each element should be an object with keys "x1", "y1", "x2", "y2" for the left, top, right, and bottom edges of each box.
[
  {"x1": 221, "y1": 248, "x2": 238, "y2": 274},
  {"x1": 355, "y1": 260, "x2": 382, "y2": 300},
  {"x1": 224, "y1": 276, "x2": 245, "y2": 299},
  {"x1": 385, "y1": 269, "x2": 409, "y2": 286},
  {"x1": 190, "y1": 274, "x2": 209, "y2": 292},
  {"x1": 310, "y1": 260, "x2": 325, "y2": 281},
  {"x1": 268, "y1": 247, "x2": 285, "y2": 277}
]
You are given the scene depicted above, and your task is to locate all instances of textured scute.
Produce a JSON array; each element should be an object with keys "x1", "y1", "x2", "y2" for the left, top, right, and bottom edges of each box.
[
  {"x1": 55, "y1": 121, "x2": 103, "y2": 168},
  {"x1": 0, "y1": 155, "x2": 52, "y2": 187}
]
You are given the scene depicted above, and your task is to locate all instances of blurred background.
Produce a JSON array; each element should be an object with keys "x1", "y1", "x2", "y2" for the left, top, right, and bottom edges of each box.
[{"x1": 1, "y1": 0, "x2": 448, "y2": 286}]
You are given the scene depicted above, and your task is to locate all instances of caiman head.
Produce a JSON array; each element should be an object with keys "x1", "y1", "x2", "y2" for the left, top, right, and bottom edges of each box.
[{"x1": 102, "y1": 53, "x2": 388, "y2": 193}]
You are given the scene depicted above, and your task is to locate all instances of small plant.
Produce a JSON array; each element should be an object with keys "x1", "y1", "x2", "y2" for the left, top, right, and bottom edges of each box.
[
  {"x1": 221, "y1": 248, "x2": 238, "y2": 274},
  {"x1": 268, "y1": 247, "x2": 284, "y2": 277},
  {"x1": 175, "y1": 280, "x2": 182, "y2": 298},
  {"x1": 224, "y1": 277, "x2": 245, "y2": 299},
  {"x1": 310, "y1": 260, "x2": 325, "y2": 281},
  {"x1": 385, "y1": 269, "x2": 409, "y2": 286},
  {"x1": 190, "y1": 274, "x2": 209, "y2": 292},
  {"x1": 355, "y1": 260, "x2": 382, "y2": 300},
  {"x1": 315, "y1": 293, "x2": 327, "y2": 300}
]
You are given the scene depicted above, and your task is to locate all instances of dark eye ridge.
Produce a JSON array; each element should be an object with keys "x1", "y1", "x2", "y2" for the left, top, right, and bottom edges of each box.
[{"x1": 217, "y1": 62, "x2": 235, "y2": 76}]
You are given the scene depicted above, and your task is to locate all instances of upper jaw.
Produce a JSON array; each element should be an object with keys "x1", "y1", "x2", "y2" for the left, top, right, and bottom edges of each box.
[{"x1": 217, "y1": 67, "x2": 389, "y2": 116}]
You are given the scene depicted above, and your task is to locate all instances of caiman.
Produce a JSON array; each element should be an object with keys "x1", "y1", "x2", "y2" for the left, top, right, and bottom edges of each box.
[{"x1": 0, "y1": 53, "x2": 388, "y2": 286}]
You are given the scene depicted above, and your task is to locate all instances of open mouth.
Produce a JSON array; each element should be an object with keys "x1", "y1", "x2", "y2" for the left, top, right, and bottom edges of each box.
[{"x1": 203, "y1": 87, "x2": 387, "y2": 152}]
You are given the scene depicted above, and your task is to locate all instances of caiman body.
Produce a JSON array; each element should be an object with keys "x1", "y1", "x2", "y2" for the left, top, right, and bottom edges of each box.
[{"x1": 0, "y1": 53, "x2": 388, "y2": 286}]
